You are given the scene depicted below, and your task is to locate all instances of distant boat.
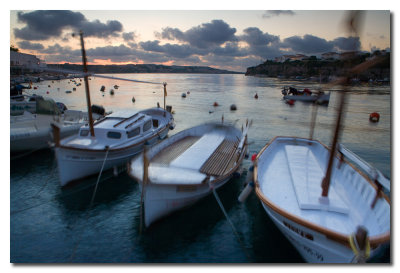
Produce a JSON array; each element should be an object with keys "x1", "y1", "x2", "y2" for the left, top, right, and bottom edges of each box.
[
  {"x1": 11, "y1": 98, "x2": 105, "y2": 153},
  {"x1": 254, "y1": 136, "x2": 390, "y2": 263},
  {"x1": 53, "y1": 107, "x2": 174, "y2": 186},
  {"x1": 282, "y1": 87, "x2": 330, "y2": 104},
  {"x1": 129, "y1": 122, "x2": 249, "y2": 227}
]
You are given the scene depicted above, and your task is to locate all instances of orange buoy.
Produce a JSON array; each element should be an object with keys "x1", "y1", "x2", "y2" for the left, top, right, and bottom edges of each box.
[
  {"x1": 213, "y1": 102, "x2": 219, "y2": 107},
  {"x1": 369, "y1": 112, "x2": 380, "y2": 122},
  {"x1": 254, "y1": 93, "x2": 258, "y2": 99}
]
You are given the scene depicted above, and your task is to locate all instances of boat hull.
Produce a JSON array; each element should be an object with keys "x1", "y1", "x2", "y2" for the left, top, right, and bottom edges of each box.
[
  {"x1": 255, "y1": 136, "x2": 390, "y2": 263},
  {"x1": 261, "y1": 202, "x2": 359, "y2": 263},
  {"x1": 142, "y1": 176, "x2": 231, "y2": 227},
  {"x1": 11, "y1": 123, "x2": 82, "y2": 152},
  {"x1": 55, "y1": 128, "x2": 169, "y2": 186}
]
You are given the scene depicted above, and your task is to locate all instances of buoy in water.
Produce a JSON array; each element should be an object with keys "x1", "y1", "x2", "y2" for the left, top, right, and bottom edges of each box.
[
  {"x1": 230, "y1": 104, "x2": 237, "y2": 111},
  {"x1": 286, "y1": 99, "x2": 295, "y2": 106},
  {"x1": 48, "y1": 85, "x2": 51, "y2": 87},
  {"x1": 73, "y1": 87, "x2": 76, "y2": 91},
  {"x1": 33, "y1": 87, "x2": 37, "y2": 90},
  {"x1": 100, "y1": 85, "x2": 105, "y2": 92},
  {"x1": 254, "y1": 93, "x2": 258, "y2": 99},
  {"x1": 110, "y1": 89, "x2": 114, "y2": 95},
  {"x1": 213, "y1": 102, "x2": 219, "y2": 107},
  {"x1": 46, "y1": 91, "x2": 49, "y2": 94},
  {"x1": 181, "y1": 93, "x2": 186, "y2": 98},
  {"x1": 187, "y1": 91, "x2": 190, "y2": 94},
  {"x1": 132, "y1": 97, "x2": 136, "y2": 103},
  {"x1": 65, "y1": 90, "x2": 72, "y2": 94},
  {"x1": 369, "y1": 112, "x2": 380, "y2": 122}
]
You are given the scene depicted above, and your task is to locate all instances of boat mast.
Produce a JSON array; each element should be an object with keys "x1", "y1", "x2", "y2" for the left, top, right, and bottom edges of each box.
[
  {"x1": 321, "y1": 90, "x2": 346, "y2": 196},
  {"x1": 321, "y1": 11, "x2": 361, "y2": 197},
  {"x1": 79, "y1": 31, "x2": 95, "y2": 137}
]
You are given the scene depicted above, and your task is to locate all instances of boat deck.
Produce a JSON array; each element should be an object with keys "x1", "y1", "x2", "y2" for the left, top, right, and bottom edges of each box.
[
  {"x1": 151, "y1": 136, "x2": 200, "y2": 165},
  {"x1": 151, "y1": 135, "x2": 239, "y2": 177}
]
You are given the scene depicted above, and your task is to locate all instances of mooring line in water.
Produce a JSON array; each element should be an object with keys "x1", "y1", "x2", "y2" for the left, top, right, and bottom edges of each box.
[
  {"x1": 210, "y1": 185, "x2": 253, "y2": 262},
  {"x1": 69, "y1": 147, "x2": 110, "y2": 262}
]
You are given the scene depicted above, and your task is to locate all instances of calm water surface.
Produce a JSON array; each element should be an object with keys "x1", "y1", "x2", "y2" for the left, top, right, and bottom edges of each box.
[{"x1": 10, "y1": 74, "x2": 391, "y2": 263}]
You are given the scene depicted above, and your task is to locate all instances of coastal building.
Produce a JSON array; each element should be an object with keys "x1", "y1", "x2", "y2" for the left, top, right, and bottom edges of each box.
[
  {"x1": 321, "y1": 52, "x2": 339, "y2": 60},
  {"x1": 274, "y1": 54, "x2": 308, "y2": 63},
  {"x1": 10, "y1": 51, "x2": 46, "y2": 72}
]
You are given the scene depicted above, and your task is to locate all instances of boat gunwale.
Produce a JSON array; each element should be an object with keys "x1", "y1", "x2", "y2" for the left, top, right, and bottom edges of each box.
[
  {"x1": 254, "y1": 135, "x2": 390, "y2": 249},
  {"x1": 127, "y1": 124, "x2": 247, "y2": 187}
]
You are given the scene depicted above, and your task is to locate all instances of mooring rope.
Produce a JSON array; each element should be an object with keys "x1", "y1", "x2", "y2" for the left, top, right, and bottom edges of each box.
[
  {"x1": 210, "y1": 182, "x2": 252, "y2": 262},
  {"x1": 69, "y1": 147, "x2": 110, "y2": 262}
]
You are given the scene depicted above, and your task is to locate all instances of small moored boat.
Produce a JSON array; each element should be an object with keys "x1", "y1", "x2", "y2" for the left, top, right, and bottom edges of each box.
[
  {"x1": 53, "y1": 107, "x2": 174, "y2": 186},
  {"x1": 129, "y1": 122, "x2": 249, "y2": 227},
  {"x1": 254, "y1": 136, "x2": 390, "y2": 263}
]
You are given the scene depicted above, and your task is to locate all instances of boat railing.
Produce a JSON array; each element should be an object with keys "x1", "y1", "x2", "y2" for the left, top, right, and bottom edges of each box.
[{"x1": 338, "y1": 144, "x2": 390, "y2": 192}]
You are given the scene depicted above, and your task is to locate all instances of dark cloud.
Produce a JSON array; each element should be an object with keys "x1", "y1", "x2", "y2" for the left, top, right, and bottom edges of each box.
[
  {"x1": 139, "y1": 40, "x2": 205, "y2": 58},
  {"x1": 262, "y1": 10, "x2": 295, "y2": 18},
  {"x1": 122, "y1": 32, "x2": 136, "y2": 42},
  {"x1": 281, "y1": 34, "x2": 334, "y2": 53},
  {"x1": 17, "y1": 40, "x2": 44, "y2": 50},
  {"x1": 332, "y1": 36, "x2": 361, "y2": 51},
  {"x1": 159, "y1": 20, "x2": 237, "y2": 49},
  {"x1": 157, "y1": 27, "x2": 185, "y2": 41},
  {"x1": 14, "y1": 10, "x2": 123, "y2": 41},
  {"x1": 211, "y1": 42, "x2": 248, "y2": 57},
  {"x1": 241, "y1": 27, "x2": 279, "y2": 46}
]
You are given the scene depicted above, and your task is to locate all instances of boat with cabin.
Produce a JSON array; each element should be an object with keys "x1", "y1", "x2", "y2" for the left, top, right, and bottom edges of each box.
[
  {"x1": 53, "y1": 107, "x2": 174, "y2": 186},
  {"x1": 128, "y1": 121, "x2": 249, "y2": 227}
]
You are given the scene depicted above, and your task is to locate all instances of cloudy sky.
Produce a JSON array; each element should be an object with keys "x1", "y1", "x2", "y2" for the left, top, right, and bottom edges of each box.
[{"x1": 9, "y1": 8, "x2": 390, "y2": 72}]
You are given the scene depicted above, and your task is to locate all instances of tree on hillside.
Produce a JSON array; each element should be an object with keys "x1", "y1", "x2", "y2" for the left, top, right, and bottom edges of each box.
[{"x1": 10, "y1": 45, "x2": 19, "y2": 52}]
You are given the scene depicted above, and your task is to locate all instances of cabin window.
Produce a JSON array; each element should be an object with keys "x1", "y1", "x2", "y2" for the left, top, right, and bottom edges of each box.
[
  {"x1": 152, "y1": 119, "x2": 159, "y2": 128},
  {"x1": 80, "y1": 129, "x2": 89, "y2": 137},
  {"x1": 107, "y1": 131, "x2": 122, "y2": 139},
  {"x1": 143, "y1": 120, "x2": 152, "y2": 132},
  {"x1": 127, "y1": 127, "x2": 140, "y2": 138}
]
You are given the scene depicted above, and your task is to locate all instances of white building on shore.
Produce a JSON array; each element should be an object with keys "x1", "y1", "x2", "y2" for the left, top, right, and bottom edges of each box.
[{"x1": 10, "y1": 51, "x2": 46, "y2": 71}]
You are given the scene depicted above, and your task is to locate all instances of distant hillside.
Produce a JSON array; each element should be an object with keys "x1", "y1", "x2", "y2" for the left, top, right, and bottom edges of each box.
[
  {"x1": 48, "y1": 63, "x2": 242, "y2": 74},
  {"x1": 245, "y1": 52, "x2": 390, "y2": 82}
]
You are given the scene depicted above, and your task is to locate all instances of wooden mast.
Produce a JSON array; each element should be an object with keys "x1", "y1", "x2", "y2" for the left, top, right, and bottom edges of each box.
[
  {"x1": 321, "y1": 11, "x2": 361, "y2": 197},
  {"x1": 79, "y1": 31, "x2": 95, "y2": 137}
]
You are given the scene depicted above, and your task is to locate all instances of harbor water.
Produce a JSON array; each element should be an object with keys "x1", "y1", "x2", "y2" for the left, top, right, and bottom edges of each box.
[{"x1": 10, "y1": 74, "x2": 391, "y2": 263}]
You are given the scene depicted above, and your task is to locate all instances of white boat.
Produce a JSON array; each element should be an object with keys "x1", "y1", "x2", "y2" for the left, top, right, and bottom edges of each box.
[
  {"x1": 10, "y1": 94, "x2": 40, "y2": 116},
  {"x1": 10, "y1": 97, "x2": 104, "y2": 153},
  {"x1": 53, "y1": 107, "x2": 174, "y2": 186},
  {"x1": 254, "y1": 136, "x2": 390, "y2": 263},
  {"x1": 282, "y1": 87, "x2": 330, "y2": 104},
  {"x1": 129, "y1": 122, "x2": 249, "y2": 227}
]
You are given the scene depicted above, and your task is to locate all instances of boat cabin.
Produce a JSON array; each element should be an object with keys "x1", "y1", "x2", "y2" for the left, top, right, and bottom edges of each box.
[{"x1": 77, "y1": 111, "x2": 156, "y2": 145}]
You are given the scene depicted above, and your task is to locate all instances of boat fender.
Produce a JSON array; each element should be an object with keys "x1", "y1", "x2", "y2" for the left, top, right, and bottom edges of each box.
[
  {"x1": 369, "y1": 112, "x2": 380, "y2": 122},
  {"x1": 349, "y1": 226, "x2": 370, "y2": 263},
  {"x1": 238, "y1": 181, "x2": 254, "y2": 203}
]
